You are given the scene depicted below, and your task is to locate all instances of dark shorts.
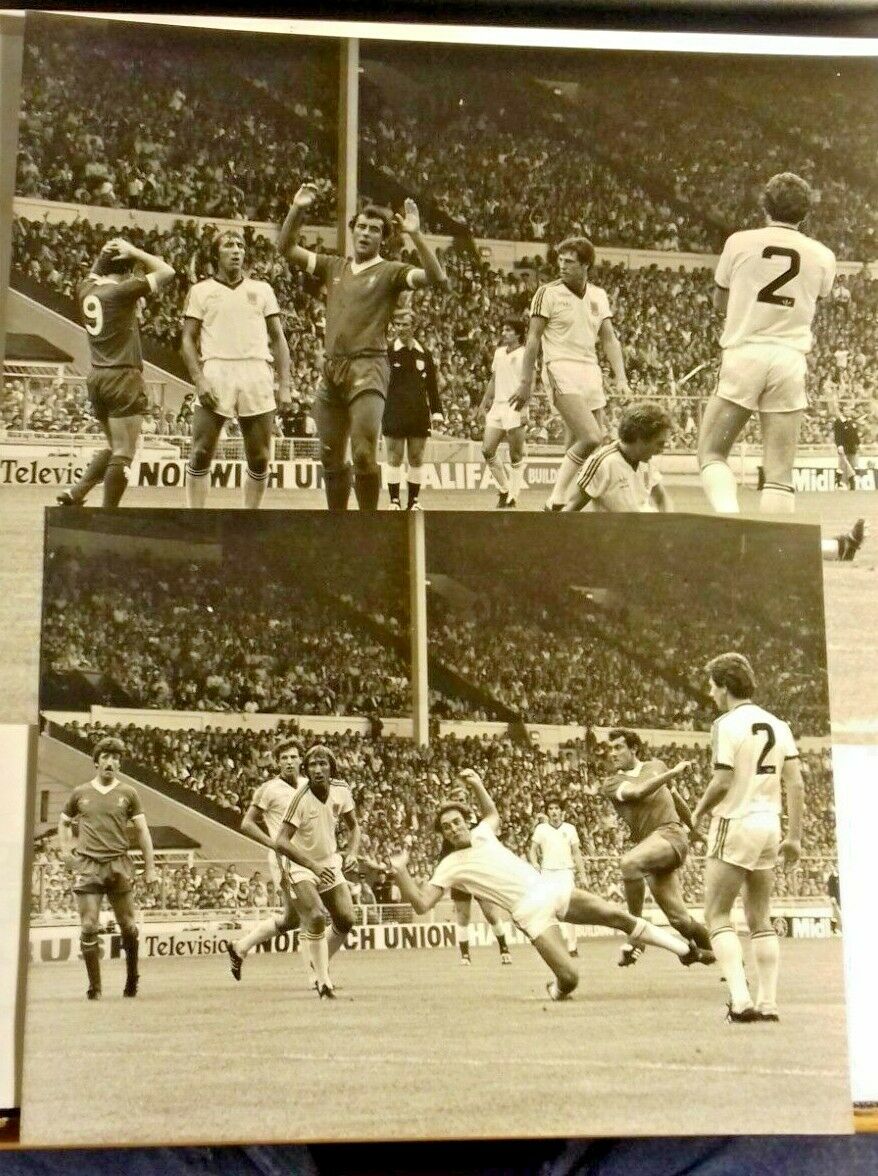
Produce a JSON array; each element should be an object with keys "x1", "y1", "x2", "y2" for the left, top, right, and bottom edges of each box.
[
  {"x1": 449, "y1": 887, "x2": 471, "y2": 904},
  {"x1": 72, "y1": 854, "x2": 135, "y2": 897},
  {"x1": 382, "y1": 392, "x2": 431, "y2": 439},
  {"x1": 87, "y1": 368, "x2": 148, "y2": 422},
  {"x1": 319, "y1": 354, "x2": 390, "y2": 408},
  {"x1": 653, "y1": 824, "x2": 689, "y2": 871}
]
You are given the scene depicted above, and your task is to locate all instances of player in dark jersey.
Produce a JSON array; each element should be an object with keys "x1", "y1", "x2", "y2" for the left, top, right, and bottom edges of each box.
[
  {"x1": 58, "y1": 238, "x2": 174, "y2": 508},
  {"x1": 830, "y1": 394, "x2": 861, "y2": 490},
  {"x1": 276, "y1": 183, "x2": 446, "y2": 511},
  {"x1": 58, "y1": 737, "x2": 156, "y2": 999},
  {"x1": 383, "y1": 308, "x2": 443, "y2": 510},
  {"x1": 601, "y1": 729, "x2": 711, "y2": 967}
]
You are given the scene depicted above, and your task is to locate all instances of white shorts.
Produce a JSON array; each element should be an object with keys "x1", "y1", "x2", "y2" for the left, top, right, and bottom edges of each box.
[
  {"x1": 543, "y1": 361, "x2": 606, "y2": 412},
  {"x1": 202, "y1": 358, "x2": 276, "y2": 419},
  {"x1": 285, "y1": 852, "x2": 346, "y2": 894},
  {"x1": 511, "y1": 873, "x2": 574, "y2": 941},
  {"x1": 485, "y1": 403, "x2": 524, "y2": 433},
  {"x1": 708, "y1": 811, "x2": 781, "y2": 872},
  {"x1": 716, "y1": 344, "x2": 808, "y2": 414}
]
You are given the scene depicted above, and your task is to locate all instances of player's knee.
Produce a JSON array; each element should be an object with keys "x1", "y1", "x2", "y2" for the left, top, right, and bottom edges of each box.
[
  {"x1": 80, "y1": 920, "x2": 100, "y2": 939},
  {"x1": 350, "y1": 439, "x2": 379, "y2": 473},
  {"x1": 246, "y1": 453, "x2": 270, "y2": 478},
  {"x1": 620, "y1": 851, "x2": 645, "y2": 882},
  {"x1": 189, "y1": 443, "x2": 213, "y2": 473},
  {"x1": 118, "y1": 917, "x2": 138, "y2": 938},
  {"x1": 305, "y1": 908, "x2": 327, "y2": 935},
  {"x1": 333, "y1": 913, "x2": 355, "y2": 937}
]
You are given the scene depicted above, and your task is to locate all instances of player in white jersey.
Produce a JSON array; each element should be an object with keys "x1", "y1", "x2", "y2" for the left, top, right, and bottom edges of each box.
[
  {"x1": 390, "y1": 769, "x2": 714, "y2": 1002},
  {"x1": 698, "y1": 173, "x2": 836, "y2": 517},
  {"x1": 692, "y1": 653, "x2": 804, "y2": 1023},
  {"x1": 528, "y1": 798, "x2": 587, "y2": 954},
  {"x1": 274, "y1": 744, "x2": 360, "y2": 999},
  {"x1": 479, "y1": 319, "x2": 528, "y2": 508},
  {"x1": 225, "y1": 739, "x2": 306, "y2": 981},
  {"x1": 563, "y1": 403, "x2": 673, "y2": 513},
  {"x1": 511, "y1": 237, "x2": 629, "y2": 511},
  {"x1": 181, "y1": 228, "x2": 292, "y2": 509}
]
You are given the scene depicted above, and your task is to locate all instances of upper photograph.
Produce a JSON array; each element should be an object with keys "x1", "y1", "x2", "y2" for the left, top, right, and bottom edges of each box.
[{"x1": 1, "y1": 13, "x2": 875, "y2": 537}]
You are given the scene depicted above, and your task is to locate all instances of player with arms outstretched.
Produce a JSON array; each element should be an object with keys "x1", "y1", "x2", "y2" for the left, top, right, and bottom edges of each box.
[
  {"x1": 274, "y1": 745, "x2": 360, "y2": 999},
  {"x1": 600, "y1": 729, "x2": 711, "y2": 968},
  {"x1": 692, "y1": 653, "x2": 804, "y2": 1023},
  {"x1": 390, "y1": 768, "x2": 713, "y2": 1002},
  {"x1": 226, "y1": 739, "x2": 306, "y2": 981},
  {"x1": 528, "y1": 797, "x2": 588, "y2": 956},
  {"x1": 59, "y1": 238, "x2": 175, "y2": 508},
  {"x1": 512, "y1": 237, "x2": 628, "y2": 511},
  {"x1": 698, "y1": 172, "x2": 836, "y2": 516},
  {"x1": 479, "y1": 319, "x2": 528, "y2": 509},
  {"x1": 181, "y1": 228, "x2": 291, "y2": 509},
  {"x1": 276, "y1": 184, "x2": 446, "y2": 511},
  {"x1": 58, "y1": 737, "x2": 157, "y2": 1000}
]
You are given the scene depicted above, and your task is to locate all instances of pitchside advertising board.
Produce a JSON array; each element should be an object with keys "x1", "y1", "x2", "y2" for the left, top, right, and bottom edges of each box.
[
  {"x1": 29, "y1": 906, "x2": 836, "y2": 965},
  {"x1": 4, "y1": 448, "x2": 878, "y2": 492}
]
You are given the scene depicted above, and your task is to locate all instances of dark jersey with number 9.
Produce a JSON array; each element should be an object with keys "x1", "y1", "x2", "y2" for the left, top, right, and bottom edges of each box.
[{"x1": 77, "y1": 274, "x2": 151, "y2": 368}]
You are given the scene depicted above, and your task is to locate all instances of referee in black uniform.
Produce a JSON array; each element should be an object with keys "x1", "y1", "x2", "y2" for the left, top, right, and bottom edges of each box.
[
  {"x1": 833, "y1": 407, "x2": 860, "y2": 491},
  {"x1": 382, "y1": 308, "x2": 443, "y2": 510}
]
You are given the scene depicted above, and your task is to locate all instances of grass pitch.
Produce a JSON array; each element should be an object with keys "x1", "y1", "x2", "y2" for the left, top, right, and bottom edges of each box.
[{"x1": 20, "y1": 936, "x2": 851, "y2": 1145}]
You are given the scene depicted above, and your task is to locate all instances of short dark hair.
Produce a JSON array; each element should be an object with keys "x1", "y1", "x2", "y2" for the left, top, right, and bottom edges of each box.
[
  {"x1": 434, "y1": 801, "x2": 468, "y2": 833},
  {"x1": 607, "y1": 728, "x2": 643, "y2": 754},
  {"x1": 93, "y1": 244, "x2": 134, "y2": 277},
  {"x1": 275, "y1": 738, "x2": 302, "y2": 761},
  {"x1": 93, "y1": 736, "x2": 126, "y2": 762},
  {"x1": 762, "y1": 173, "x2": 812, "y2": 225},
  {"x1": 544, "y1": 796, "x2": 562, "y2": 811},
  {"x1": 501, "y1": 317, "x2": 525, "y2": 343},
  {"x1": 349, "y1": 204, "x2": 394, "y2": 240},
  {"x1": 556, "y1": 236, "x2": 595, "y2": 267},
  {"x1": 618, "y1": 403, "x2": 672, "y2": 445},
  {"x1": 706, "y1": 652, "x2": 757, "y2": 699}
]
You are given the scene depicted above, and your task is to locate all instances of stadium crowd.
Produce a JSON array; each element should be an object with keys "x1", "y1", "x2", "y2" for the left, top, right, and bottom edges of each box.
[
  {"x1": 10, "y1": 215, "x2": 877, "y2": 448},
  {"x1": 42, "y1": 549, "x2": 411, "y2": 716},
  {"x1": 49, "y1": 720, "x2": 838, "y2": 909}
]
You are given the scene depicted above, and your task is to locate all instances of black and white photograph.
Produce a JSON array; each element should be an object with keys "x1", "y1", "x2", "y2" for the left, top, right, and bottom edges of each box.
[{"x1": 17, "y1": 508, "x2": 851, "y2": 1144}]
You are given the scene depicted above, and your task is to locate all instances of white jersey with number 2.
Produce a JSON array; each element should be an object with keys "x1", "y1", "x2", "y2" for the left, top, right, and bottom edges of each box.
[{"x1": 711, "y1": 702, "x2": 799, "y2": 819}]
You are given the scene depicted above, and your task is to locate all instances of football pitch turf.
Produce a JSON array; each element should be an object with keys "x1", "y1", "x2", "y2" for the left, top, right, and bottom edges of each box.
[
  {"x1": 5, "y1": 482, "x2": 878, "y2": 737},
  {"x1": 20, "y1": 936, "x2": 851, "y2": 1144}
]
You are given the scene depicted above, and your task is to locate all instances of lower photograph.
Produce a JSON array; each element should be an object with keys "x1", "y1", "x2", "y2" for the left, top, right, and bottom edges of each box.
[{"x1": 20, "y1": 508, "x2": 851, "y2": 1143}]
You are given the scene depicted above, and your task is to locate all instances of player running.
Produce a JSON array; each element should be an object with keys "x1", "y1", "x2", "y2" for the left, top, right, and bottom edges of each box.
[
  {"x1": 390, "y1": 768, "x2": 714, "y2": 1002},
  {"x1": 692, "y1": 653, "x2": 804, "y2": 1023},
  {"x1": 383, "y1": 308, "x2": 443, "y2": 511},
  {"x1": 274, "y1": 745, "x2": 360, "y2": 999},
  {"x1": 698, "y1": 172, "x2": 836, "y2": 516},
  {"x1": 181, "y1": 228, "x2": 291, "y2": 509},
  {"x1": 479, "y1": 319, "x2": 528, "y2": 508},
  {"x1": 511, "y1": 237, "x2": 629, "y2": 511},
  {"x1": 276, "y1": 184, "x2": 446, "y2": 511},
  {"x1": 226, "y1": 739, "x2": 306, "y2": 981},
  {"x1": 562, "y1": 403, "x2": 673, "y2": 512},
  {"x1": 57, "y1": 737, "x2": 157, "y2": 1000},
  {"x1": 528, "y1": 798, "x2": 588, "y2": 956},
  {"x1": 59, "y1": 238, "x2": 175, "y2": 508},
  {"x1": 599, "y1": 729, "x2": 711, "y2": 968}
]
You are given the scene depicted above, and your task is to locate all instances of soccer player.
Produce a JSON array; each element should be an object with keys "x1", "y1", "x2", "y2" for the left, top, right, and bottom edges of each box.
[
  {"x1": 226, "y1": 739, "x2": 305, "y2": 981},
  {"x1": 830, "y1": 393, "x2": 860, "y2": 491},
  {"x1": 562, "y1": 403, "x2": 673, "y2": 512},
  {"x1": 390, "y1": 768, "x2": 714, "y2": 1002},
  {"x1": 274, "y1": 744, "x2": 360, "y2": 999},
  {"x1": 600, "y1": 729, "x2": 711, "y2": 967},
  {"x1": 276, "y1": 184, "x2": 447, "y2": 511},
  {"x1": 181, "y1": 228, "x2": 291, "y2": 509},
  {"x1": 698, "y1": 172, "x2": 836, "y2": 516},
  {"x1": 59, "y1": 238, "x2": 175, "y2": 508},
  {"x1": 479, "y1": 319, "x2": 527, "y2": 508},
  {"x1": 528, "y1": 797, "x2": 588, "y2": 955},
  {"x1": 691, "y1": 652, "x2": 804, "y2": 1023},
  {"x1": 511, "y1": 237, "x2": 629, "y2": 511},
  {"x1": 382, "y1": 308, "x2": 443, "y2": 510},
  {"x1": 57, "y1": 736, "x2": 157, "y2": 999}
]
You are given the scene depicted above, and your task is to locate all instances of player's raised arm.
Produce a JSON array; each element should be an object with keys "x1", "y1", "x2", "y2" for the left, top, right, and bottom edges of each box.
[
  {"x1": 614, "y1": 761, "x2": 693, "y2": 803},
  {"x1": 456, "y1": 767, "x2": 500, "y2": 833},
  {"x1": 266, "y1": 314, "x2": 292, "y2": 409},
  {"x1": 388, "y1": 849, "x2": 444, "y2": 914},
  {"x1": 130, "y1": 813, "x2": 157, "y2": 885},
  {"x1": 779, "y1": 757, "x2": 804, "y2": 868},
  {"x1": 598, "y1": 317, "x2": 629, "y2": 396},
  {"x1": 511, "y1": 315, "x2": 546, "y2": 410},
  {"x1": 394, "y1": 199, "x2": 446, "y2": 289},
  {"x1": 276, "y1": 183, "x2": 322, "y2": 269},
  {"x1": 101, "y1": 239, "x2": 175, "y2": 292}
]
